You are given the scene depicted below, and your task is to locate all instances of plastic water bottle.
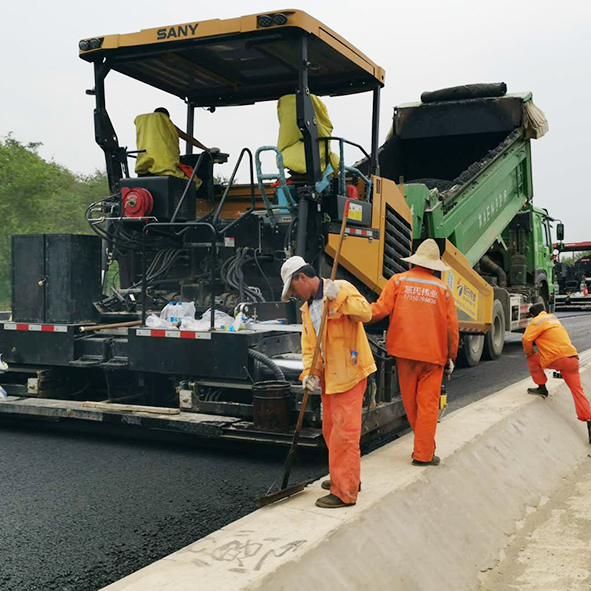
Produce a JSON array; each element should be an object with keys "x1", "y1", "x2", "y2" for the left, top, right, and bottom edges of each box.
[
  {"x1": 0, "y1": 386, "x2": 7, "y2": 399},
  {"x1": 170, "y1": 302, "x2": 178, "y2": 325},
  {"x1": 229, "y1": 314, "x2": 246, "y2": 332},
  {"x1": 160, "y1": 301, "x2": 175, "y2": 322}
]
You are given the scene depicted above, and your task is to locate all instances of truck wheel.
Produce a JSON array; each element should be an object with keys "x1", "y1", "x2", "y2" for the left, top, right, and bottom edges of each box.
[
  {"x1": 483, "y1": 300, "x2": 505, "y2": 360},
  {"x1": 457, "y1": 334, "x2": 484, "y2": 367}
]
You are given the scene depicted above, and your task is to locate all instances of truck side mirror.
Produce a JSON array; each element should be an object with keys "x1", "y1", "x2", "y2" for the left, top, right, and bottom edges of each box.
[{"x1": 556, "y1": 223, "x2": 565, "y2": 242}]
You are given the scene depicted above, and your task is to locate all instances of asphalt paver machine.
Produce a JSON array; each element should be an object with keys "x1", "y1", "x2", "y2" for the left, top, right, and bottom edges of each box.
[{"x1": 0, "y1": 10, "x2": 492, "y2": 445}]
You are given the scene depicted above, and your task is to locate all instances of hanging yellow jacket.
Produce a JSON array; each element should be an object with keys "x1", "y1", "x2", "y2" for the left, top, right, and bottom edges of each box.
[
  {"x1": 300, "y1": 279, "x2": 376, "y2": 394},
  {"x1": 277, "y1": 94, "x2": 340, "y2": 175},
  {"x1": 134, "y1": 112, "x2": 186, "y2": 179}
]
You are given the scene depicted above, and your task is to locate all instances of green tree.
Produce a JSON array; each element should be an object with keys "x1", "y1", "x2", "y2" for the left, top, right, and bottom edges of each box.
[{"x1": 0, "y1": 136, "x2": 108, "y2": 308}]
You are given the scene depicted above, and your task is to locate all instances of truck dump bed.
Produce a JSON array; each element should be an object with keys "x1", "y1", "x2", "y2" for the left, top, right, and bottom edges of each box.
[{"x1": 379, "y1": 90, "x2": 547, "y2": 266}]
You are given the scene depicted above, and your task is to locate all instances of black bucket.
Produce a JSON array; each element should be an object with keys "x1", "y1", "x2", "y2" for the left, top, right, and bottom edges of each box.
[{"x1": 252, "y1": 380, "x2": 292, "y2": 432}]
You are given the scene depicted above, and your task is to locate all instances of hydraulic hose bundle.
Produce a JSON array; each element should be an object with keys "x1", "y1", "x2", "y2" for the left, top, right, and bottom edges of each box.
[
  {"x1": 85, "y1": 196, "x2": 177, "y2": 254},
  {"x1": 220, "y1": 247, "x2": 273, "y2": 303},
  {"x1": 89, "y1": 194, "x2": 276, "y2": 308},
  {"x1": 97, "y1": 248, "x2": 186, "y2": 311}
]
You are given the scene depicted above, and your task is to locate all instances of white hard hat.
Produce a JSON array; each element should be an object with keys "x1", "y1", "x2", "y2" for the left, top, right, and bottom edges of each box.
[{"x1": 280, "y1": 256, "x2": 308, "y2": 301}]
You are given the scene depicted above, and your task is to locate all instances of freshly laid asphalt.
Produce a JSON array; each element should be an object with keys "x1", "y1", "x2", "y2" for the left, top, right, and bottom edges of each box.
[{"x1": 1, "y1": 311, "x2": 591, "y2": 591}]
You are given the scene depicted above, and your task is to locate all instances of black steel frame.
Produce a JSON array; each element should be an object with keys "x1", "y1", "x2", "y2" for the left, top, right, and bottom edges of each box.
[{"x1": 92, "y1": 28, "x2": 383, "y2": 313}]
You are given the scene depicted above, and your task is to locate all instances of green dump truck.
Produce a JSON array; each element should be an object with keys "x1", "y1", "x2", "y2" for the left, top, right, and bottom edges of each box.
[{"x1": 376, "y1": 84, "x2": 555, "y2": 366}]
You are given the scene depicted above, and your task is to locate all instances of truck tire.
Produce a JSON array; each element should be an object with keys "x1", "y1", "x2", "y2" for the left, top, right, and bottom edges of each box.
[
  {"x1": 457, "y1": 334, "x2": 484, "y2": 367},
  {"x1": 483, "y1": 300, "x2": 505, "y2": 360}
]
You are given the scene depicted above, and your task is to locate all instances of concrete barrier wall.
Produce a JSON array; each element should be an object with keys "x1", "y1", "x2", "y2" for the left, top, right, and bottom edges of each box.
[{"x1": 103, "y1": 359, "x2": 591, "y2": 591}]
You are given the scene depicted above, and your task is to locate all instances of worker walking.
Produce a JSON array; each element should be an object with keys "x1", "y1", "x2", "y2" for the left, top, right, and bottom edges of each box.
[
  {"x1": 522, "y1": 302, "x2": 591, "y2": 442},
  {"x1": 280, "y1": 256, "x2": 376, "y2": 508},
  {"x1": 369, "y1": 239, "x2": 459, "y2": 466}
]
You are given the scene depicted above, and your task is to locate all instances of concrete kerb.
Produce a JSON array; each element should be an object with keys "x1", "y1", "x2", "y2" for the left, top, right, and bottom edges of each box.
[{"x1": 103, "y1": 353, "x2": 591, "y2": 591}]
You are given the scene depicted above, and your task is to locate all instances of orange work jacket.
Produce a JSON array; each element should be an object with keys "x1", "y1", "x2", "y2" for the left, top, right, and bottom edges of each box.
[
  {"x1": 522, "y1": 311, "x2": 577, "y2": 368},
  {"x1": 300, "y1": 280, "x2": 377, "y2": 394},
  {"x1": 371, "y1": 267, "x2": 459, "y2": 366}
]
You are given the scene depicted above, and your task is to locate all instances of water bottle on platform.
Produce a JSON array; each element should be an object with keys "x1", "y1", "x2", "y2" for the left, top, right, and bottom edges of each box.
[
  {"x1": 0, "y1": 386, "x2": 7, "y2": 399},
  {"x1": 171, "y1": 302, "x2": 181, "y2": 326},
  {"x1": 160, "y1": 301, "x2": 175, "y2": 322}
]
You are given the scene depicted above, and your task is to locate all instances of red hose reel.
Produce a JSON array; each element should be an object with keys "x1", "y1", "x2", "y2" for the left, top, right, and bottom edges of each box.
[{"x1": 121, "y1": 187, "x2": 154, "y2": 218}]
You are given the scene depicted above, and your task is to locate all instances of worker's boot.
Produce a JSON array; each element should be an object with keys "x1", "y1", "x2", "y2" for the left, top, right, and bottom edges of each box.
[
  {"x1": 321, "y1": 480, "x2": 361, "y2": 491},
  {"x1": 412, "y1": 455, "x2": 441, "y2": 467},
  {"x1": 587, "y1": 421, "x2": 591, "y2": 445},
  {"x1": 527, "y1": 384, "x2": 549, "y2": 397},
  {"x1": 315, "y1": 493, "x2": 355, "y2": 509}
]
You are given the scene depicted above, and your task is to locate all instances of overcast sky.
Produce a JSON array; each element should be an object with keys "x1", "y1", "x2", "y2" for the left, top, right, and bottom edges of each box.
[{"x1": 2, "y1": 0, "x2": 590, "y2": 241}]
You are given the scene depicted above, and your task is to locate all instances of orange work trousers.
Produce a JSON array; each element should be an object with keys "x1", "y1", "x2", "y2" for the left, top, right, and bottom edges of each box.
[
  {"x1": 527, "y1": 352, "x2": 591, "y2": 421},
  {"x1": 321, "y1": 378, "x2": 366, "y2": 504},
  {"x1": 396, "y1": 358, "x2": 444, "y2": 463}
]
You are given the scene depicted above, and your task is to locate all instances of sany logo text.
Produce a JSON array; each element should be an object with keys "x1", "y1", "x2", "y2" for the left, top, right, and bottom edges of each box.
[{"x1": 157, "y1": 23, "x2": 199, "y2": 40}]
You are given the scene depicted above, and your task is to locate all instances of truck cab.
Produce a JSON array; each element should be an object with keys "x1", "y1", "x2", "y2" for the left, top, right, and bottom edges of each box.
[{"x1": 529, "y1": 206, "x2": 555, "y2": 309}]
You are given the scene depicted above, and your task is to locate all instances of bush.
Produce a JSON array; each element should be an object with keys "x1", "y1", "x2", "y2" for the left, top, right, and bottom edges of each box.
[{"x1": 0, "y1": 135, "x2": 109, "y2": 309}]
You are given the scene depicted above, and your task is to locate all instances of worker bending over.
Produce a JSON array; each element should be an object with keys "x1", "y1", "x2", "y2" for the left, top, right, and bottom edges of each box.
[
  {"x1": 522, "y1": 302, "x2": 591, "y2": 442},
  {"x1": 369, "y1": 239, "x2": 459, "y2": 466},
  {"x1": 280, "y1": 256, "x2": 376, "y2": 508}
]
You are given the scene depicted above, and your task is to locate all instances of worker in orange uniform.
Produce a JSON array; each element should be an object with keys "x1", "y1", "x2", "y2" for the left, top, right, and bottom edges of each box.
[
  {"x1": 522, "y1": 302, "x2": 591, "y2": 442},
  {"x1": 280, "y1": 256, "x2": 376, "y2": 508},
  {"x1": 369, "y1": 239, "x2": 459, "y2": 466}
]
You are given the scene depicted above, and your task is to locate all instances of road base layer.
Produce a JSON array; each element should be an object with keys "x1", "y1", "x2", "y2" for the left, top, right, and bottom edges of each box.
[{"x1": 103, "y1": 357, "x2": 591, "y2": 591}]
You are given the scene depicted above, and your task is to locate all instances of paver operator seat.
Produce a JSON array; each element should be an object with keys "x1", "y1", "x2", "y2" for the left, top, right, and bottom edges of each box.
[{"x1": 277, "y1": 93, "x2": 339, "y2": 178}]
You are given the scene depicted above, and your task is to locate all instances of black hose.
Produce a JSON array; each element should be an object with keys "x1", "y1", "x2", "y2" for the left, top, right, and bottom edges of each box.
[
  {"x1": 237, "y1": 253, "x2": 265, "y2": 303},
  {"x1": 284, "y1": 215, "x2": 298, "y2": 252},
  {"x1": 480, "y1": 255, "x2": 508, "y2": 288},
  {"x1": 248, "y1": 349, "x2": 285, "y2": 381},
  {"x1": 254, "y1": 249, "x2": 275, "y2": 301}
]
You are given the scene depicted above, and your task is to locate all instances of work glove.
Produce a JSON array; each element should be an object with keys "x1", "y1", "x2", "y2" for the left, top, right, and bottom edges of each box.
[
  {"x1": 444, "y1": 359, "x2": 454, "y2": 377},
  {"x1": 302, "y1": 374, "x2": 320, "y2": 392},
  {"x1": 325, "y1": 279, "x2": 340, "y2": 301}
]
